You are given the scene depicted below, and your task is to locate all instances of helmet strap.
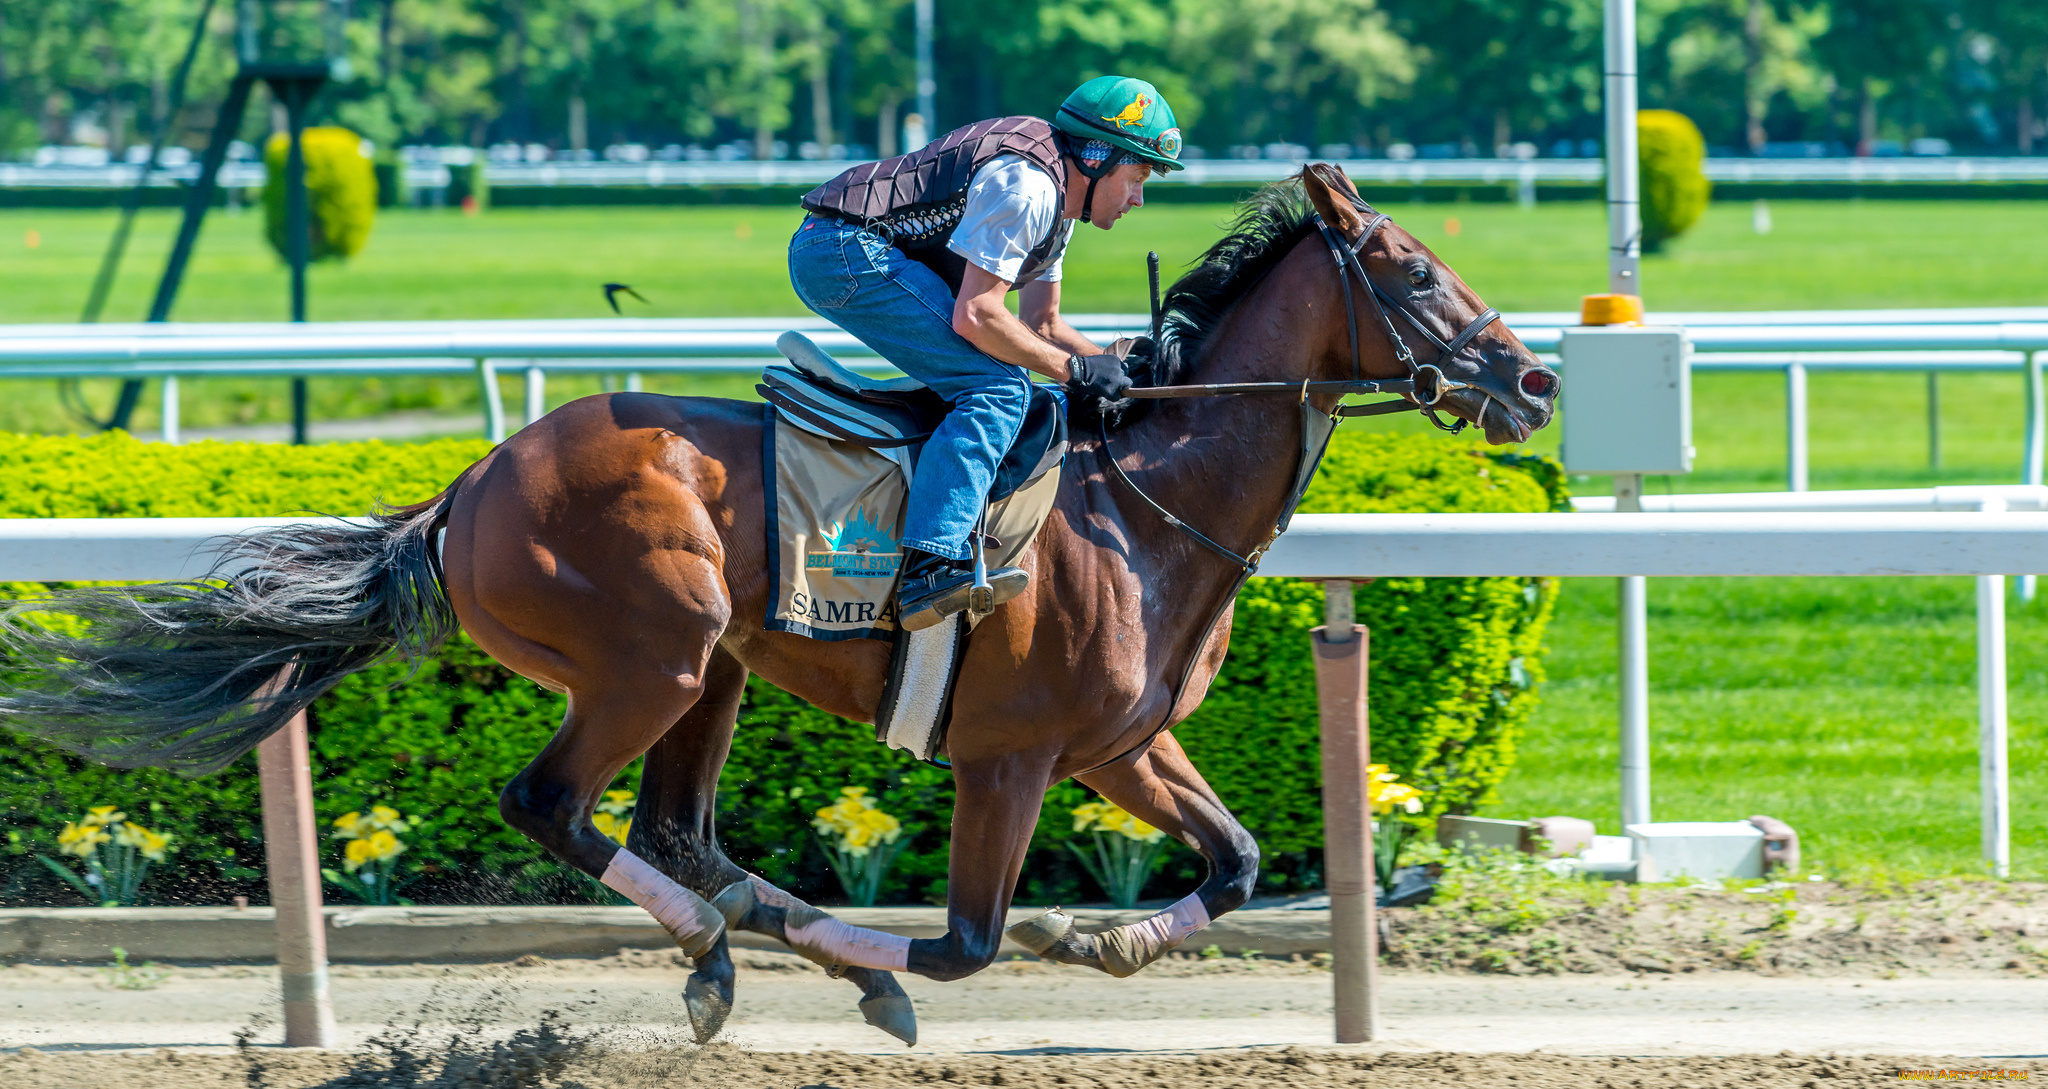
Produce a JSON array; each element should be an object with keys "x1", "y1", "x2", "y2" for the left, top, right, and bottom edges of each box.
[{"x1": 1065, "y1": 134, "x2": 1125, "y2": 226}]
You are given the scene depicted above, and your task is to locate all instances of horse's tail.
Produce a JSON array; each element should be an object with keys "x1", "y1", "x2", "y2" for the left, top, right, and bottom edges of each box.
[{"x1": 0, "y1": 492, "x2": 459, "y2": 777}]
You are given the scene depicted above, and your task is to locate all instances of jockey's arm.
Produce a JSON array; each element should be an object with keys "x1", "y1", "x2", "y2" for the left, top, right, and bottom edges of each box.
[
  {"x1": 952, "y1": 265, "x2": 1103, "y2": 383},
  {"x1": 1016, "y1": 279, "x2": 1102, "y2": 358}
]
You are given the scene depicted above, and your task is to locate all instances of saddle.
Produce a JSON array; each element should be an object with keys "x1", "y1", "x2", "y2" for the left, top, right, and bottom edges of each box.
[
  {"x1": 757, "y1": 332, "x2": 1069, "y2": 765},
  {"x1": 759, "y1": 332, "x2": 1068, "y2": 501}
]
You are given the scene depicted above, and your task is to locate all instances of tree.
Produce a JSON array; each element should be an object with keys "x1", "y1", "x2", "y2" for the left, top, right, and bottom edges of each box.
[{"x1": 1811, "y1": 0, "x2": 1945, "y2": 154}]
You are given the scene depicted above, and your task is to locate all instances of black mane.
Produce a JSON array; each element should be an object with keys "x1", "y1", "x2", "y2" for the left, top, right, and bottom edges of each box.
[
  {"x1": 1156, "y1": 180, "x2": 1321, "y2": 374},
  {"x1": 1086, "y1": 180, "x2": 1323, "y2": 431}
]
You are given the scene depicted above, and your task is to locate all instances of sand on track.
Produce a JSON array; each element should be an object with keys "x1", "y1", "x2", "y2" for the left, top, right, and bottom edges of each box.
[{"x1": 2, "y1": 948, "x2": 2043, "y2": 1087}]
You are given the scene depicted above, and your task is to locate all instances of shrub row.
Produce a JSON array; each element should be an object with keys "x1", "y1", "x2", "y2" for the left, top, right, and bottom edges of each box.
[{"x1": 0, "y1": 430, "x2": 1560, "y2": 907}]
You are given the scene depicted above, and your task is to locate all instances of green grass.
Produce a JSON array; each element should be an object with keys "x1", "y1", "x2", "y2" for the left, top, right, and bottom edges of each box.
[
  {"x1": 4, "y1": 198, "x2": 2047, "y2": 881},
  {"x1": 1490, "y1": 575, "x2": 2048, "y2": 881}
]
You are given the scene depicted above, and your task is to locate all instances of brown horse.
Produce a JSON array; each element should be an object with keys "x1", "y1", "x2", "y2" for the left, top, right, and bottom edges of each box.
[{"x1": 0, "y1": 166, "x2": 1554, "y2": 1045}]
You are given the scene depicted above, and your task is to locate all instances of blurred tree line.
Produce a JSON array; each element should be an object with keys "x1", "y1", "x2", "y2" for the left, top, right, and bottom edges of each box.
[{"x1": 1, "y1": 0, "x2": 2044, "y2": 159}]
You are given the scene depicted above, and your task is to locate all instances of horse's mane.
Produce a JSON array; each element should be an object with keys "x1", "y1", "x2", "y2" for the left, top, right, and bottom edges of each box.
[
  {"x1": 1157, "y1": 181, "x2": 1320, "y2": 372},
  {"x1": 1096, "y1": 181, "x2": 1321, "y2": 431}
]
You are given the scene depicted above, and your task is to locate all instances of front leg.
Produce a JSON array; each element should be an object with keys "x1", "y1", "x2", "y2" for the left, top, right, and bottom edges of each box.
[
  {"x1": 908, "y1": 753, "x2": 1053, "y2": 981},
  {"x1": 1008, "y1": 731, "x2": 1258, "y2": 977}
]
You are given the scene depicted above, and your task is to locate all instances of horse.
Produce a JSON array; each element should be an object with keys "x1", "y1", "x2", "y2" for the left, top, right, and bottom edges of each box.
[{"x1": 0, "y1": 165, "x2": 1555, "y2": 1046}]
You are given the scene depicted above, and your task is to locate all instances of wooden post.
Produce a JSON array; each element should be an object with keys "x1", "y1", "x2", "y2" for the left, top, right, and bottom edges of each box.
[
  {"x1": 256, "y1": 710, "x2": 336, "y2": 1047},
  {"x1": 1313, "y1": 578, "x2": 1377, "y2": 1043}
]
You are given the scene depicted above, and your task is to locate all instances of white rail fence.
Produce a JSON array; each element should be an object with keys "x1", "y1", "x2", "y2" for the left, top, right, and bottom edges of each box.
[
  {"x1": 10, "y1": 156, "x2": 2048, "y2": 191},
  {"x1": 3, "y1": 313, "x2": 2046, "y2": 487},
  {"x1": 0, "y1": 511, "x2": 2035, "y2": 1043}
]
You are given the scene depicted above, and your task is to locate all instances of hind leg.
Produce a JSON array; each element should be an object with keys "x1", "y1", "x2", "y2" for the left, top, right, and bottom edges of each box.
[
  {"x1": 495, "y1": 655, "x2": 732, "y2": 1038},
  {"x1": 1008, "y1": 731, "x2": 1259, "y2": 977},
  {"x1": 631, "y1": 647, "x2": 916, "y2": 1045}
]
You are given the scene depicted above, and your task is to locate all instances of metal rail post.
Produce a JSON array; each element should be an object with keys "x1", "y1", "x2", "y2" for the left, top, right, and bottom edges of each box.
[
  {"x1": 1603, "y1": 0, "x2": 1641, "y2": 297},
  {"x1": 162, "y1": 376, "x2": 181, "y2": 445},
  {"x1": 524, "y1": 364, "x2": 546, "y2": 427},
  {"x1": 1928, "y1": 371, "x2": 1942, "y2": 473},
  {"x1": 1786, "y1": 361, "x2": 1808, "y2": 492},
  {"x1": 1313, "y1": 579, "x2": 1376, "y2": 1043},
  {"x1": 477, "y1": 359, "x2": 506, "y2": 442},
  {"x1": 256, "y1": 711, "x2": 336, "y2": 1047},
  {"x1": 2022, "y1": 352, "x2": 2042, "y2": 601},
  {"x1": 1615, "y1": 473, "x2": 1651, "y2": 829},
  {"x1": 1977, "y1": 496, "x2": 2011, "y2": 877}
]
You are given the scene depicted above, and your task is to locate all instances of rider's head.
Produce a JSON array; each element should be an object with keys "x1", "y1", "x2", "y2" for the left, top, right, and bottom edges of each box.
[{"x1": 1052, "y1": 76, "x2": 1183, "y2": 230}]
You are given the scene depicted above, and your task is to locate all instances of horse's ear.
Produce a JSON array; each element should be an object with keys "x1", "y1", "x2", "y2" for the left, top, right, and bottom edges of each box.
[{"x1": 1300, "y1": 163, "x2": 1365, "y2": 233}]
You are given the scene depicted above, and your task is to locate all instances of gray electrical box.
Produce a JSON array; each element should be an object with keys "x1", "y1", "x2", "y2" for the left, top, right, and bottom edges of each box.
[{"x1": 1560, "y1": 326, "x2": 1694, "y2": 475}]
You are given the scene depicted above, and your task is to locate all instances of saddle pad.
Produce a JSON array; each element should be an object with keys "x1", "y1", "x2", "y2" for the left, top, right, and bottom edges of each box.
[
  {"x1": 875, "y1": 613, "x2": 968, "y2": 760},
  {"x1": 765, "y1": 406, "x2": 1062, "y2": 641}
]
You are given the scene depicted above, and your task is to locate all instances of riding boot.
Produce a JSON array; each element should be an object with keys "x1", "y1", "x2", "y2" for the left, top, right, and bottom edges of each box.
[{"x1": 895, "y1": 545, "x2": 1029, "y2": 632}]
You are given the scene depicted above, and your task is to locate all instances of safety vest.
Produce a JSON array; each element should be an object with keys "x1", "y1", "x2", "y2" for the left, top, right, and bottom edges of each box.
[{"x1": 801, "y1": 116, "x2": 1071, "y2": 295}]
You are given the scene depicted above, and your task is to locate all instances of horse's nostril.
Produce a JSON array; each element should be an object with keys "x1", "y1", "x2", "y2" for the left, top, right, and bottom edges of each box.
[{"x1": 1520, "y1": 370, "x2": 1557, "y2": 399}]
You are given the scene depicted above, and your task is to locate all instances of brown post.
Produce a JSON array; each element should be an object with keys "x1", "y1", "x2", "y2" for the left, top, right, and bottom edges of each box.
[
  {"x1": 256, "y1": 710, "x2": 336, "y2": 1047},
  {"x1": 1313, "y1": 578, "x2": 1377, "y2": 1043}
]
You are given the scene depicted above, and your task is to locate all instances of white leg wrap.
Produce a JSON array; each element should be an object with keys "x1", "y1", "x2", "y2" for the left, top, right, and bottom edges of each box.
[
  {"x1": 785, "y1": 906, "x2": 912, "y2": 972},
  {"x1": 602, "y1": 849, "x2": 725, "y2": 958},
  {"x1": 1098, "y1": 893, "x2": 1211, "y2": 977}
]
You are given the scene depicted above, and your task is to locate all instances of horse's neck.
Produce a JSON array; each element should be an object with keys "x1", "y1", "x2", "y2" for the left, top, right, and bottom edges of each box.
[{"x1": 1112, "y1": 307, "x2": 1318, "y2": 571}]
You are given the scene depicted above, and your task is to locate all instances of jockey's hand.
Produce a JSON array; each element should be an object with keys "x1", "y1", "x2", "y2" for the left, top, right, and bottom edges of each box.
[{"x1": 1066, "y1": 353, "x2": 1133, "y2": 402}]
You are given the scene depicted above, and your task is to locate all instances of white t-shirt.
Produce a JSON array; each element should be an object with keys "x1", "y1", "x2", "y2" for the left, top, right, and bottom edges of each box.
[{"x1": 947, "y1": 154, "x2": 1075, "y2": 285}]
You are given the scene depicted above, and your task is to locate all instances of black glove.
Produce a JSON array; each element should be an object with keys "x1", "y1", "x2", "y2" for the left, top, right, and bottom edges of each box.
[{"x1": 1066, "y1": 352, "x2": 1133, "y2": 402}]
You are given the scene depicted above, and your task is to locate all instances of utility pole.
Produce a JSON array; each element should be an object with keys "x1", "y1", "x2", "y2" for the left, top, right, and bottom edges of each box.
[{"x1": 912, "y1": 0, "x2": 935, "y2": 149}]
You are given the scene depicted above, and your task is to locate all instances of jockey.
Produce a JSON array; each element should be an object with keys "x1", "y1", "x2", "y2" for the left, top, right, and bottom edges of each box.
[{"x1": 790, "y1": 75, "x2": 1184, "y2": 632}]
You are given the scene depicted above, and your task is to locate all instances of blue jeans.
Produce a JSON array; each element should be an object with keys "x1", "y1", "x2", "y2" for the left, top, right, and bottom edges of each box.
[{"x1": 788, "y1": 215, "x2": 1034, "y2": 562}]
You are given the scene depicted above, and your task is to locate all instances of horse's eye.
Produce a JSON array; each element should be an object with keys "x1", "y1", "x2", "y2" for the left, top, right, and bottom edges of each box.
[{"x1": 1407, "y1": 265, "x2": 1433, "y2": 288}]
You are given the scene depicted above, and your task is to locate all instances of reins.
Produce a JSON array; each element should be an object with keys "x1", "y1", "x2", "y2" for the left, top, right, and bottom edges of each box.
[
  {"x1": 1096, "y1": 195, "x2": 1507, "y2": 572},
  {"x1": 1072, "y1": 193, "x2": 1508, "y2": 777}
]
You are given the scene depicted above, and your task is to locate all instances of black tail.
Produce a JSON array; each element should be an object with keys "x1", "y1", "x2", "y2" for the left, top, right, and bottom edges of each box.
[{"x1": 0, "y1": 496, "x2": 457, "y2": 776}]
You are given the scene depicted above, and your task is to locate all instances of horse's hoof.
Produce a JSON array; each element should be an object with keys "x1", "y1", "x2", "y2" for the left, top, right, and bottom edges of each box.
[
  {"x1": 1004, "y1": 907, "x2": 1074, "y2": 955},
  {"x1": 858, "y1": 993, "x2": 917, "y2": 1046},
  {"x1": 683, "y1": 971, "x2": 732, "y2": 1043}
]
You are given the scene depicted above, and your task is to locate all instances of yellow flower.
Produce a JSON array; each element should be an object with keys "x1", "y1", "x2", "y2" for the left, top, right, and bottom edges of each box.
[
  {"x1": 1072, "y1": 799, "x2": 1164, "y2": 843},
  {"x1": 812, "y1": 787, "x2": 902, "y2": 853},
  {"x1": 344, "y1": 829, "x2": 405, "y2": 872},
  {"x1": 592, "y1": 812, "x2": 632, "y2": 846},
  {"x1": 332, "y1": 812, "x2": 365, "y2": 840},
  {"x1": 598, "y1": 790, "x2": 636, "y2": 817},
  {"x1": 126, "y1": 826, "x2": 173, "y2": 863},
  {"x1": 82, "y1": 806, "x2": 126, "y2": 828},
  {"x1": 57, "y1": 821, "x2": 112, "y2": 858},
  {"x1": 367, "y1": 806, "x2": 409, "y2": 834},
  {"x1": 1367, "y1": 765, "x2": 1426, "y2": 816}
]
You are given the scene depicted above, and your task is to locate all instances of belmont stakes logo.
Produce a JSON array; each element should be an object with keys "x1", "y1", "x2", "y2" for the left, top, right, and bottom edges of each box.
[{"x1": 807, "y1": 507, "x2": 902, "y2": 579}]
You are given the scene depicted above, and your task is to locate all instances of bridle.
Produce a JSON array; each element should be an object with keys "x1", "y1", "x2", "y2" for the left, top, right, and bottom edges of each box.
[
  {"x1": 1314, "y1": 203, "x2": 1502, "y2": 435},
  {"x1": 1073, "y1": 195, "x2": 1519, "y2": 778},
  {"x1": 1099, "y1": 195, "x2": 1511, "y2": 574}
]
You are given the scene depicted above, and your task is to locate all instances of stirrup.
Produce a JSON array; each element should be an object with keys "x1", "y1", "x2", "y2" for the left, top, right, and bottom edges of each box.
[{"x1": 898, "y1": 566, "x2": 1028, "y2": 631}]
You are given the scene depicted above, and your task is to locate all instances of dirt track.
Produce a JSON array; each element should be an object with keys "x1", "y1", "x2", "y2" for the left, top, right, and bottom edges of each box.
[
  {"x1": 3, "y1": 946, "x2": 2044, "y2": 1087},
  {"x1": 7, "y1": 1042, "x2": 2035, "y2": 1089}
]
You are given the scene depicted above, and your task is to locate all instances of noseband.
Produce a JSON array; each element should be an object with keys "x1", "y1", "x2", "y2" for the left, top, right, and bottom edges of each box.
[{"x1": 1314, "y1": 204, "x2": 1501, "y2": 435}]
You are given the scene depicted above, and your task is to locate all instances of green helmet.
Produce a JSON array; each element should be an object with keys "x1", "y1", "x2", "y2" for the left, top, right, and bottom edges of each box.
[{"x1": 1053, "y1": 75, "x2": 1184, "y2": 174}]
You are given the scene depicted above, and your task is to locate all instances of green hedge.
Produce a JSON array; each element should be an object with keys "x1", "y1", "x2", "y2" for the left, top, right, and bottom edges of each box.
[
  {"x1": 0, "y1": 431, "x2": 1559, "y2": 907},
  {"x1": 263, "y1": 127, "x2": 378, "y2": 263}
]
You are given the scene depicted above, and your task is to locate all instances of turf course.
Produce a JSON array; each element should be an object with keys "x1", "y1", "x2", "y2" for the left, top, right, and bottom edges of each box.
[{"x1": 2, "y1": 197, "x2": 2044, "y2": 880}]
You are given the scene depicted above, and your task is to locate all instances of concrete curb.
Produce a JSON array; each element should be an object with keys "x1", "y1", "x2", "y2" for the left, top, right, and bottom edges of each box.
[{"x1": 0, "y1": 905, "x2": 1331, "y2": 964}]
